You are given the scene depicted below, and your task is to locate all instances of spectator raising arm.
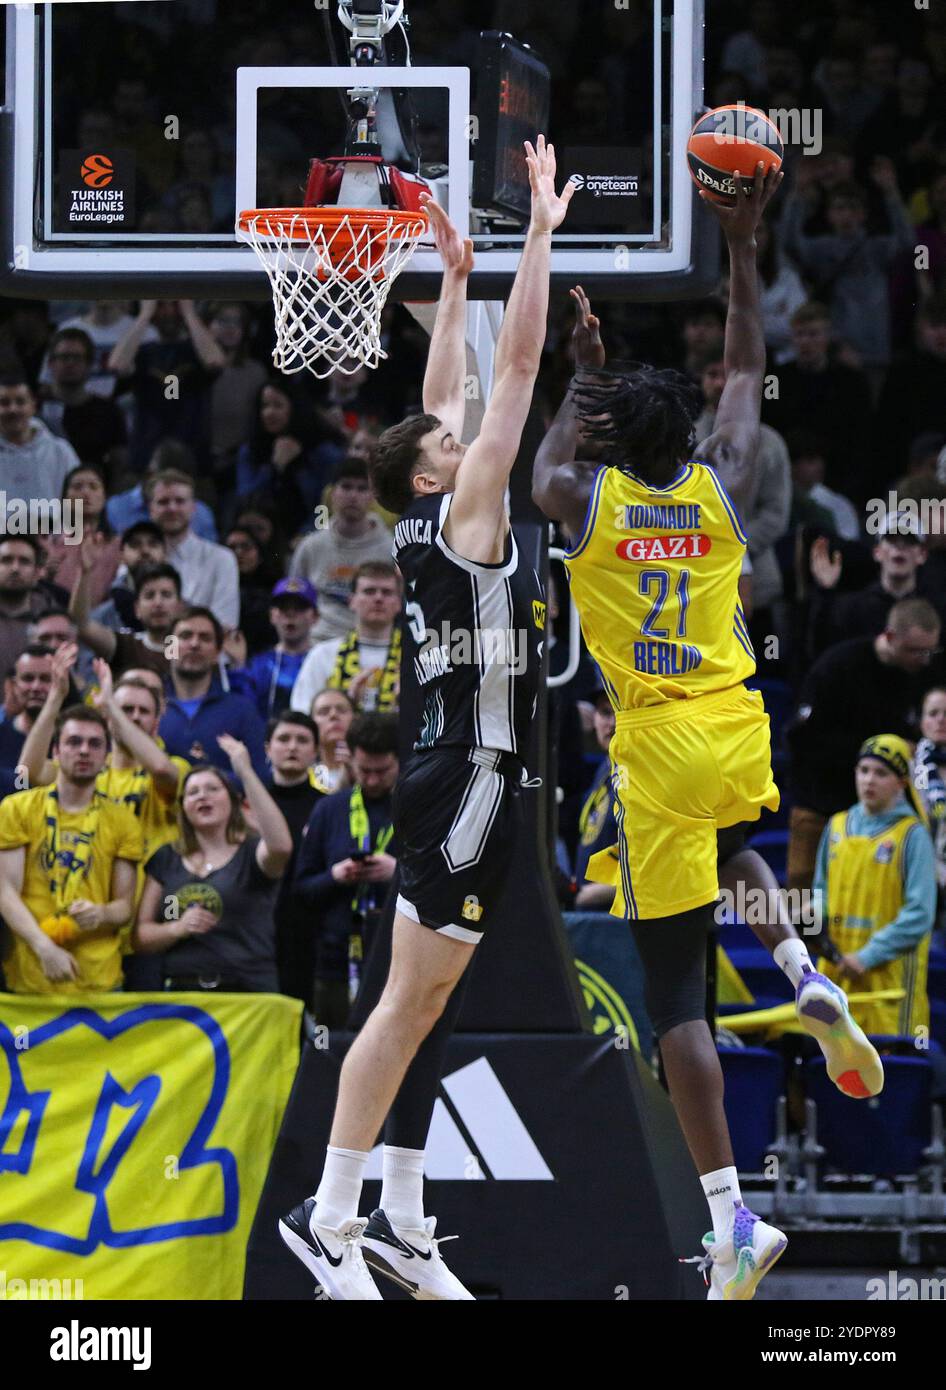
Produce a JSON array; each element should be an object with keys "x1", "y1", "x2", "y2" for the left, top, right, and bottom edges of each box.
[
  {"x1": 69, "y1": 537, "x2": 118, "y2": 662},
  {"x1": 217, "y1": 732, "x2": 292, "y2": 878},
  {"x1": 179, "y1": 299, "x2": 226, "y2": 372},
  {"x1": 91, "y1": 658, "x2": 179, "y2": 801},
  {"x1": 19, "y1": 640, "x2": 77, "y2": 787},
  {"x1": 107, "y1": 299, "x2": 158, "y2": 379}
]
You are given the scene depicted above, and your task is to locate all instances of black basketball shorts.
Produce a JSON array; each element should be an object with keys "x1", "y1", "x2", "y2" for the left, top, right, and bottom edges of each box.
[{"x1": 393, "y1": 747, "x2": 527, "y2": 943}]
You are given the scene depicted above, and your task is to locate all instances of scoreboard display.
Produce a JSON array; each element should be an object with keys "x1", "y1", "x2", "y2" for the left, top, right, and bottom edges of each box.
[{"x1": 472, "y1": 32, "x2": 551, "y2": 223}]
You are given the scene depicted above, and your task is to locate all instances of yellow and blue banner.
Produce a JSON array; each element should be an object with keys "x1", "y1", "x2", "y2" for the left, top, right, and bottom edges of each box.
[{"x1": 0, "y1": 991, "x2": 302, "y2": 1300}]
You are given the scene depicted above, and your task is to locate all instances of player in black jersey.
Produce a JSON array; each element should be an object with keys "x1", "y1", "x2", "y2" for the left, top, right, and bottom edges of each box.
[{"x1": 279, "y1": 136, "x2": 574, "y2": 1300}]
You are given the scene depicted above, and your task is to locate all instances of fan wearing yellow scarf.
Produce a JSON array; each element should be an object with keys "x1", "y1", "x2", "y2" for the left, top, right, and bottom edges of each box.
[
  {"x1": 290, "y1": 563, "x2": 403, "y2": 715},
  {"x1": 19, "y1": 648, "x2": 188, "y2": 913},
  {"x1": 0, "y1": 703, "x2": 143, "y2": 994}
]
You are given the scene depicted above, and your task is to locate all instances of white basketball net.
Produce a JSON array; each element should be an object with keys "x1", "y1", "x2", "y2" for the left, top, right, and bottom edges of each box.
[{"x1": 238, "y1": 209, "x2": 427, "y2": 379}]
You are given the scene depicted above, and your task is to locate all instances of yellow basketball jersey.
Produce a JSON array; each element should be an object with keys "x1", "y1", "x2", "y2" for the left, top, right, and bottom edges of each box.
[
  {"x1": 564, "y1": 461, "x2": 755, "y2": 709},
  {"x1": 821, "y1": 809, "x2": 929, "y2": 1035}
]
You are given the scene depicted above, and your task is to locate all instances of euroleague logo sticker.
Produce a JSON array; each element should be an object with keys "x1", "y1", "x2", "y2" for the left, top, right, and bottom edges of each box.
[
  {"x1": 81, "y1": 153, "x2": 114, "y2": 188},
  {"x1": 58, "y1": 148, "x2": 133, "y2": 227},
  {"x1": 616, "y1": 534, "x2": 712, "y2": 562}
]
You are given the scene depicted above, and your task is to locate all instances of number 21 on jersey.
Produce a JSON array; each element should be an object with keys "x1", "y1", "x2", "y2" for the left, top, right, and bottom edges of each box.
[{"x1": 639, "y1": 568, "x2": 690, "y2": 639}]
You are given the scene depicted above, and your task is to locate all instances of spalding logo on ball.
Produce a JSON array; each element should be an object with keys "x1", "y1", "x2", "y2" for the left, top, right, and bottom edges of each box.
[
  {"x1": 687, "y1": 104, "x2": 783, "y2": 206},
  {"x1": 81, "y1": 153, "x2": 115, "y2": 188}
]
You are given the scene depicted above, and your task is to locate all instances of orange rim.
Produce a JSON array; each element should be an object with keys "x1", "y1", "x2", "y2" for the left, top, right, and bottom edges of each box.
[
  {"x1": 238, "y1": 207, "x2": 428, "y2": 284},
  {"x1": 238, "y1": 206, "x2": 428, "y2": 240}
]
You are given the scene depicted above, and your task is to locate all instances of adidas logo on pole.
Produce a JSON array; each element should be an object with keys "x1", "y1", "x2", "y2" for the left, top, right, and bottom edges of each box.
[{"x1": 365, "y1": 1058, "x2": 554, "y2": 1181}]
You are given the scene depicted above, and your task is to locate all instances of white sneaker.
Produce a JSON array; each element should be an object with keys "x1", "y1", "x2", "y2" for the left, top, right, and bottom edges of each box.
[
  {"x1": 686, "y1": 1205, "x2": 787, "y2": 1301},
  {"x1": 795, "y1": 971, "x2": 884, "y2": 1098},
  {"x1": 278, "y1": 1198, "x2": 383, "y2": 1300},
  {"x1": 362, "y1": 1208, "x2": 475, "y2": 1300}
]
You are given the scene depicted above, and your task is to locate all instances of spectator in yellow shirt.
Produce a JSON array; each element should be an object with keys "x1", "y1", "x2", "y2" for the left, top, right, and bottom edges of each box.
[
  {"x1": 0, "y1": 704, "x2": 142, "y2": 993},
  {"x1": 19, "y1": 646, "x2": 188, "y2": 897}
]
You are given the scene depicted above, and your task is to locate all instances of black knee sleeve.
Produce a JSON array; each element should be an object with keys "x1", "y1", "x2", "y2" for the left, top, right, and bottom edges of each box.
[{"x1": 629, "y1": 902, "x2": 715, "y2": 1040}]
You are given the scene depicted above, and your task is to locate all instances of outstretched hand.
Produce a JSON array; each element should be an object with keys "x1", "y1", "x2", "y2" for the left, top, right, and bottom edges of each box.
[
  {"x1": 90, "y1": 657, "x2": 113, "y2": 708},
  {"x1": 421, "y1": 194, "x2": 474, "y2": 277},
  {"x1": 570, "y1": 285, "x2": 605, "y2": 370},
  {"x1": 700, "y1": 161, "x2": 783, "y2": 243},
  {"x1": 525, "y1": 135, "x2": 575, "y2": 234},
  {"x1": 217, "y1": 732, "x2": 252, "y2": 778},
  {"x1": 50, "y1": 642, "x2": 78, "y2": 700}
]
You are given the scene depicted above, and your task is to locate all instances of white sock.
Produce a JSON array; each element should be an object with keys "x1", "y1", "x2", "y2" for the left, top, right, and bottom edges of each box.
[
  {"x1": 380, "y1": 1146, "x2": 426, "y2": 1231},
  {"x1": 773, "y1": 937, "x2": 816, "y2": 990},
  {"x1": 313, "y1": 1146, "x2": 368, "y2": 1229},
  {"x1": 701, "y1": 1165, "x2": 741, "y2": 1242}
]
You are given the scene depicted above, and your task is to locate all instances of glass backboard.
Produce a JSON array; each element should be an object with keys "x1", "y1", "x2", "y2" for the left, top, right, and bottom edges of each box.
[{"x1": 0, "y1": 0, "x2": 712, "y2": 301}]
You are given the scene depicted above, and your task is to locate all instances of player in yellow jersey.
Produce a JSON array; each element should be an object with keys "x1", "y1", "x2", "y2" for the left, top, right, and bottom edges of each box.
[{"x1": 533, "y1": 165, "x2": 882, "y2": 1300}]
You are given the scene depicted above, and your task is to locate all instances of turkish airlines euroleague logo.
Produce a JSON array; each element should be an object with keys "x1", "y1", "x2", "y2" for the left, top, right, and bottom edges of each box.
[
  {"x1": 81, "y1": 154, "x2": 114, "y2": 188},
  {"x1": 616, "y1": 534, "x2": 712, "y2": 562}
]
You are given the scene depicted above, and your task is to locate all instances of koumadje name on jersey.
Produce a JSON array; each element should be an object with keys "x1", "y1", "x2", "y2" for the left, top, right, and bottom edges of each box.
[{"x1": 414, "y1": 623, "x2": 530, "y2": 684}]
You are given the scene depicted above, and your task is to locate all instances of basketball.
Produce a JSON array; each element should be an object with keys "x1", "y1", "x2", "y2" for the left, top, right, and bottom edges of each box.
[
  {"x1": 81, "y1": 152, "x2": 114, "y2": 187},
  {"x1": 686, "y1": 104, "x2": 783, "y2": 206}
]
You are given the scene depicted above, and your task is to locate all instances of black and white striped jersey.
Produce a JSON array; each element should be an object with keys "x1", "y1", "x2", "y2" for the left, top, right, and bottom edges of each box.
[{"x1": 392, "y1": 494, "x2": 545, "y2": 761}]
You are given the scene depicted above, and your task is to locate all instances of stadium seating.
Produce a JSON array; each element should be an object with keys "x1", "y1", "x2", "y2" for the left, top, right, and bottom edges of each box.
[
  {"x1": 718, "y1": 1046, "x2": 785, "y2": 1172},
  {"x1": 803, "y1": 1048, "x2": 934, "y2": 1176}
]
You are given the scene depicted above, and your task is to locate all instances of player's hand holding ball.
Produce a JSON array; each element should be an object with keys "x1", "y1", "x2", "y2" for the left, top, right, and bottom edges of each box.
[{"x1": 700, "y1": 161, "x2": 783, "y2": 244}]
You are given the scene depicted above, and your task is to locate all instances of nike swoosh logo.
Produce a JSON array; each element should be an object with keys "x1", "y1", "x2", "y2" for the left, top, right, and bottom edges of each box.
[
  {"x1": 310, "y1": 1228, "x2": 343, "y2": 1267},
  {"x1": 374, "y1": 1228, "x2": 432, "y2": 1260}
]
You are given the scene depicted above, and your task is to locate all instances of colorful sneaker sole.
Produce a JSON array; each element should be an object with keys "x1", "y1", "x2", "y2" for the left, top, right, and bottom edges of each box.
[
  {"x1": 725, "y1": 1233, "x2": 788, "y2": 1301},
  {"x1": 796, "y1": 982, "x2": 884, "y2": 1099}
]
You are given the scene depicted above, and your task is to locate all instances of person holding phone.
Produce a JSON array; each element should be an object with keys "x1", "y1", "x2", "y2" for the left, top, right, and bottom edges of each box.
[{"x1": 292, "y1": 713, "x2": 399, "y2": 1027}]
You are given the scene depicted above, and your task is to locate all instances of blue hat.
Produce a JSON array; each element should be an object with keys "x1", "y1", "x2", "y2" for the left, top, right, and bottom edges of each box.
[{"x1": 271, "y1": 577, "x2": 318, "y2": 607}]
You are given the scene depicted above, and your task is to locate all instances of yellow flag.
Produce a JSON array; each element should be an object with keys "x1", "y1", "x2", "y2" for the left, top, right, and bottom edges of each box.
[
  {"x1": 0, "y1": 991, "x2": 302, "y2": 1300},
  {"x1": 718, "y1": 988, "x2": 905, "y2": 1040},
  {"x1": 716, "y1": 946, "x2": 755, "y2": 1005}
]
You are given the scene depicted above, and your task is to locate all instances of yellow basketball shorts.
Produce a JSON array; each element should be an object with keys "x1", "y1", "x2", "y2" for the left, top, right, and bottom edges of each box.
[{"x1": 586, "y1": 684, "x2": 780, "y2": 921}]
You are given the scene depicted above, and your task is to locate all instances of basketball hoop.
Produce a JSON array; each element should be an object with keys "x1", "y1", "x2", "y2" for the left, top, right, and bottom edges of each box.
[{"x1": 237, "y1": 203, "x2": 428, "y2": 379}]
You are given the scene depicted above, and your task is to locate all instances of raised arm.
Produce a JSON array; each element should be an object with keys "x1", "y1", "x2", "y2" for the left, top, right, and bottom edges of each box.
[
  {"x1": 694, "y1": 163, "x2": 783, "y2": 513},
  {"x1": 19, "y1": 641, "x2": 76, "y2": 787},
  {"x1": 443, "y1": 136, "x2": 574, "y2": 563},
  {"x1": 421, "y1": 198, "x2": 474, "y2": 440},
  {"x1": 217, "y1": 733, "x2": 292, "y2": 878},
  {"x1": 107, "y1": 300, "x2": 156, "y2": 378},
  {"x1": 69, "y1": 539, "x2": 118, "y2": 661},
  {"x1": 532, "y1": 285, "x2": 606, "y2": 536},
  {"x1": 179, "y1": 300, "x2": 226, "y2": 372},
  {"x1": 91, "y1": 659, "x2": 180, "y2": 800}
]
